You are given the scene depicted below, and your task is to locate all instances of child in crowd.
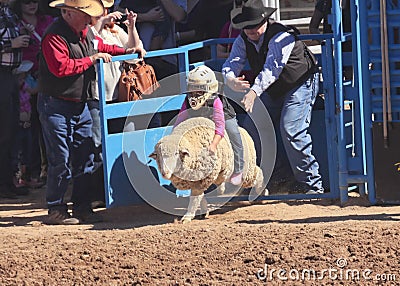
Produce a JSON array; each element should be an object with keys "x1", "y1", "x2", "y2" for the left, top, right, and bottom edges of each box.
[
  {"x1": 12, "y1": 60, "x2": 42, "y2": 188},
  {"x1": 174, "y1": 65, "x2": 244, "y2": 185}
]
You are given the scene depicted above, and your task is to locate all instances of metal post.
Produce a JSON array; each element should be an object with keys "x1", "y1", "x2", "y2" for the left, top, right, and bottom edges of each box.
[
  {"x1": 357, "y1": 0, "x2": 376, "y2": 203},
  {"x1": 332, "y1": 0, "x2": 348, "y2": 204},
  {"x1": 381, "y1": 0, "x2": 392, "y2": 125},
  {"x1": 380, "y1": 0, "x2": 389, "y2": 148}
]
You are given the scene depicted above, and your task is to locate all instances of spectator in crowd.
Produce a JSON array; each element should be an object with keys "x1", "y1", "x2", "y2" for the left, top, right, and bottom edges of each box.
[
  {"x1": 309, "y1": 0, "x2": 351, "y2": 36},
  {"x1": 217, "y1": 20, "x2": 241, "y2": 59},
  {"x1": 37, "y1": 0, "x2": 138, "y2": 224},
  {"x1": 174, "y1": 0, "x2": 231, "y2": 60},
  {"x1": 89, "y1": 0, "x2": 146, "y2": 208},
  {"x1": 11, "y1": 0, "x2": 54, "y2": 71},
  {"x1": 0, "y1": 0, "x2": 31, "y2": 199},
  {"x1": 10, "y1": 0, "x2": 54, "y2": 187},
  {"x1": 116, "y1": 0, "x2": 170, "y2": 51},
  {"x1": 11, "y1": 60, "x2": 36, "y2": 189},
  {"x1": 134, "y1": 0, "x2": 186, "y2": 51},
  {"x1": 222, "y1": 0, "x2": 324, "y2": 194},
  {"x1": 193, "y1": 0, "x2": 232, "y2": 40},
  {"x1": 133, "y1": 0, "x2": 187, "y2": 80},
  {"x1": 173, "y1": 0, "x2": 201, "y2": 46},
  {"x1": 127, "y1": 0, "x2": 187, "y2": 127},
  {"x1": 38, "y1": 0, "x2": 60, "y2": 17},
  {"x1": 309, "y1": 0, "x2": 352, "y2": 79}
]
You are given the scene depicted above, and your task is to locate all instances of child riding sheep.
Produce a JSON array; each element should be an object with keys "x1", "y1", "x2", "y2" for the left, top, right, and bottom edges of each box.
[{"x1": 174, "y1": 65, "x2": 244, "y2": 185}]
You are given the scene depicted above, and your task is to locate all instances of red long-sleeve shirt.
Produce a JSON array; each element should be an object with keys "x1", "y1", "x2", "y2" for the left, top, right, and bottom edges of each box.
[{"x1": 41, "y1": 26, "x2": 126, "y2": 78}]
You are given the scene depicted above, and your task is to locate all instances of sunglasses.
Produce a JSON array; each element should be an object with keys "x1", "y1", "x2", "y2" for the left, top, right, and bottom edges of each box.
[{"x1": 22, "y1": 0, "x2": 39, "y2": 4}]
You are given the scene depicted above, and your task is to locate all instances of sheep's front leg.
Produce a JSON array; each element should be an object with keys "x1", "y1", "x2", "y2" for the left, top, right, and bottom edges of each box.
[
  {"x1": 255, "y1": 167, "x2": 266, "y2": 196},
  {"x1": 217, "y1": 182, "x2": 226, "y2": 195},
  {"x1": 181, "y1": 193, "x2": 204, "y2": 224},
  {"x1": 200, "y1": 194, "x2": 209, "y2": 219}
]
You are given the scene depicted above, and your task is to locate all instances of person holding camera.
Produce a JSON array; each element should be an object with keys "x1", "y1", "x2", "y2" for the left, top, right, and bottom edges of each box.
[
  {"x1": 88, "y1": 0, "x2": 146, "y2": 209},
  {"x1": 0, "y1": 0, "x2": 32, "y2": 198},
  {"x1": 37, "y1": 0, "x2": 139, "y2": 225},
  {"x1": 222, "y1": 0, "x2": 324, "y2": 195},
  {"x1": 10, "y1": 0, "x2": 54, "y2": 188},
  {"x1": 90, "y1": 0, "x2": 145, "y2": 104}
]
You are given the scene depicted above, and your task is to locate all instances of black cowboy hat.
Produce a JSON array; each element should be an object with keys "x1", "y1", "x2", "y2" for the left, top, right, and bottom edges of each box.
[{"x1": 231, "y1": 0, "x2": 277, "y2": 29}]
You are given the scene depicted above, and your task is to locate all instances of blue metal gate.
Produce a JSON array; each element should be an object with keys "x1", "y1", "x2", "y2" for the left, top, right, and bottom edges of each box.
[{"x1": 97, "y1": 0, "x2": 397, "y2": 207}]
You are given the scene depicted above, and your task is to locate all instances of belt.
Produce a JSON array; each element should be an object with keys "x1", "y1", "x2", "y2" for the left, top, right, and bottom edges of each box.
[
  {"x1": 59, "y1": 96, "x2": 82, "y2": 103},
  {"x1": 51, "y1": 96, "x2": 82, "y2": 103}
]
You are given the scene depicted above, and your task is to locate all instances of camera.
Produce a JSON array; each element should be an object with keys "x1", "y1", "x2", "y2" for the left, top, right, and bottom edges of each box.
[
  {"x1": 119, "y1": 13, "x2": 128, "y2": 22},
  {"x1": 20, "y1": 27, "x2": 34, "y2": 45}
]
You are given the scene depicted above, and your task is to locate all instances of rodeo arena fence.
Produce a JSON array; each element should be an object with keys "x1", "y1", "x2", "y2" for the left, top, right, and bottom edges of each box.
[{"x1": 96, "y1": 0, "x2": 400, "y2": 211}]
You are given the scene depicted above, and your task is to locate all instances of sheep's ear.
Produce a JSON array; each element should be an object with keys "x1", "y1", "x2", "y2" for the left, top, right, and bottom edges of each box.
[
  {"x1": 149, "y1": 151, "x2": 157, "y2": 160},
  {"x1": 180, "y1": 148, "x2": 190, "y2": 158}
]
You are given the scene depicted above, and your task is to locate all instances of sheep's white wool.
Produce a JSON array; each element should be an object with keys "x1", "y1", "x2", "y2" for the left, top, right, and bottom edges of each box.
[{"x1": 151, "y1": 117, "x2": 264, "y2": 221}]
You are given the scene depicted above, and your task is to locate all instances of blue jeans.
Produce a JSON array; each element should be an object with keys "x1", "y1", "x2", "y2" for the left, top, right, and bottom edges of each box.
[
  {"x1": 87, "y1": 100, "x2": 102, "y2": 158},
  {"x1": 37, "y1": 94, "x2": 95, "y2": 212},
  {"x1": 261, "y1": 73, "x2": 323, "y2": 191},
  {"x1": 87, "y1": 99, "x2": 107, "y2": 202},
  {"x1": 225, "y1": 117, "x2": 244, "y2": 174}
]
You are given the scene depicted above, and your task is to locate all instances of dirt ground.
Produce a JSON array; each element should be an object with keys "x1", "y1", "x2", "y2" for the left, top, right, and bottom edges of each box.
[{"x1": 1, "y1": 187, "x2": 400, "y2": 286}]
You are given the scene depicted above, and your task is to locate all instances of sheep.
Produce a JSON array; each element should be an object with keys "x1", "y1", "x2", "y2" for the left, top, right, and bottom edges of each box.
[{"x1": 149, "y1": 117, "x2": 264, "y2": 223}]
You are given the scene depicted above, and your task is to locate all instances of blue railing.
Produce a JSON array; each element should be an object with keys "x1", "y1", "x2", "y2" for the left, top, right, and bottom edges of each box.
[{"x1": 97, "y1": 17, "x2": 373, "y2": 207}]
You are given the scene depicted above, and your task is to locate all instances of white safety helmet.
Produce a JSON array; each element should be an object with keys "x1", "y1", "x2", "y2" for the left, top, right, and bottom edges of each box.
[{"x1": 186, "y1": 65, "x2": 219, "y2": 110}]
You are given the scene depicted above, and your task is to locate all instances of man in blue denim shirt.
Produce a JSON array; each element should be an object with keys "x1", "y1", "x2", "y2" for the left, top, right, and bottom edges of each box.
[{"x1": 222, "y1": 0, "x2": 324, "y2": 194}]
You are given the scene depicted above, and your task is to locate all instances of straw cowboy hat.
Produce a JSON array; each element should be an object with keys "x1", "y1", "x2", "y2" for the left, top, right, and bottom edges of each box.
[
  {"x1": 13, "y1": 60, "x2": 33, "y2": 75},
  {"x1": 49, "y1": 0, "x2": 104, "y2": 17},
  {"x1": 231, "y1": 0, "x2": 277, "y2": 29},
  {"x1": 101, "y1": 0, "x2": 113, "y2": 8}
]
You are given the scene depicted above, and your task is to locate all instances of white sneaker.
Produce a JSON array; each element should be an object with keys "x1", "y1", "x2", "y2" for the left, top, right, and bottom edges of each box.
[
  {"x1": 306, "y1": 189, "x2": 324, "y2": 195},
  {"x1": 230, "y1": 172, "x2": 243, "y2": 186}
]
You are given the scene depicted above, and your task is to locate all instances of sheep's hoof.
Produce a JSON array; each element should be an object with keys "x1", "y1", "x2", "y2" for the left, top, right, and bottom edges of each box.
[
  {"x1": 201, "y1": 210, "x2": 210, "y2": 219},
  {"x1": 181, "y1": 216, "x2": 193, "y2": 224}
]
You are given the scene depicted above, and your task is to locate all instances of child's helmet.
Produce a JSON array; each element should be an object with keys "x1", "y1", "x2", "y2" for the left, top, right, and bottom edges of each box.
[{"x1": 186, "y1": 65, "x2": 219, "y2": 110}]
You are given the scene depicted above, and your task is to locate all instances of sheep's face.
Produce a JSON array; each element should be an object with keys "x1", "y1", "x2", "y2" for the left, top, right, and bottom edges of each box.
[{"x1": 149, "y1": 135, "x2": 190, "y2": 180}]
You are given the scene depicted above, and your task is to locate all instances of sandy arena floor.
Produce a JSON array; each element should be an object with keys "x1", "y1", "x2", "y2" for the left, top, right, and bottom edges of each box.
[{"x1": 1, "y1": 187, "x2": 400, "y2": 285}]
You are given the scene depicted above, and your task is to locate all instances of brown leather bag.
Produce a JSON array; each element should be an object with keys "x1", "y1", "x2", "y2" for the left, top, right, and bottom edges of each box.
[{"x1": 118, "y1": 59, "x2": 160, "y2": 102}]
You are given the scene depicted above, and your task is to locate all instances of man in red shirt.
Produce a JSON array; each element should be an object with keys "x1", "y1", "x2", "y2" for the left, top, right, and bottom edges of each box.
[{"x1": 37, "y1": 0, "x2": 137, "y2": 225}]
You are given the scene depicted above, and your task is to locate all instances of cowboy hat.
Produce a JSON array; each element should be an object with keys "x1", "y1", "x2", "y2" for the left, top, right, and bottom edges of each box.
[
  {"x1": 101, "y1": 0, "x2": 113, "y2": 8},
  {"x1": 231, "y1": 0, "x2": 277, "y2": 29},
  {"x1": 49, "y1": 0, "x2": 104, "y2": 17},
  {"x1": 13, "y1": 60, "x2": 33, "y2": 75}
]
